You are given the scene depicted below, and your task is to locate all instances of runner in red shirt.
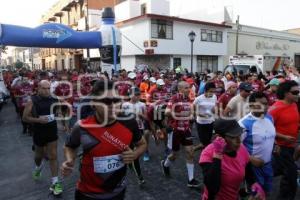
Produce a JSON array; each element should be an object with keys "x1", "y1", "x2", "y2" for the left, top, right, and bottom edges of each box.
[
  {"x1": 147, "y1": 79, "x2": 169, "y2": 141},
  {"x1": 14, "y1": 76, "x2": 34, "y2": 134},
  {"x1": 214, "y1": 72, "x2": 225, "y2": 99},
  {"x1": 251, "y1": 73, "x2": 264, "y2": 92},
  {"x1": 217, "y1": 81, "x2": 237, "y2": 114},
  {"x1": 61, "y1": 80, "x2": 147, "y2": 200},
  {"x1": 161, "y1": 81, "x2": 201, "y2": 188},
  {"x1": 268, "y1": 80, "x2": 299, "y2": 200},
  {"x1": 54, "y1": 74, "x2": 72, "y2": 133}
]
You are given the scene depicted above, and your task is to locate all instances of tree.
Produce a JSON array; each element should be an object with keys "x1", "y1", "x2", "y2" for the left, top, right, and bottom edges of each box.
[
  {"x1": 0, "y1": 45, "x2": 7, "y2": 54},
  {"x1": 15, "y1": 60, "x2": 24, "y2": 69}
]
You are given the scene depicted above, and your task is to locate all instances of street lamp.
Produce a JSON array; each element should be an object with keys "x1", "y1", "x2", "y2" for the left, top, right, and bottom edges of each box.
[
  {"x1": 85, "y1": 0, "x2": 90, "y2": 71},
  {"x1": 188, "y1": 31, "x2": 196, "y2": 74}
]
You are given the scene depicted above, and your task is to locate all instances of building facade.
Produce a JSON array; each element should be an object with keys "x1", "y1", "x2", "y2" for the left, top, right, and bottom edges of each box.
[
  {"x1": 40, "y1": 0, "x2": 117, "y2": 71},
  {"x1": 115, "y1": 0, "x2": 230, "y2": 72},
  {"x1": 226, "y1": 23, "x2": 300, "y2": 71}
]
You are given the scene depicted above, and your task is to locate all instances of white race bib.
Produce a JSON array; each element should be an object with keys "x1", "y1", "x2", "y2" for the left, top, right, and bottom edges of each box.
[
  {"x1": 41, "y1": 114, "x2": 55, "y2": 123},
  {"x1": 93, "y1": 154, "x2": 124, "y2": 173}
]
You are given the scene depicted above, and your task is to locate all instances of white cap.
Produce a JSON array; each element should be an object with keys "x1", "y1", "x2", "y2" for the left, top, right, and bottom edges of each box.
[
  {"x1": 156, "y1": 79, "x2": 165, "y2": 86},
  {"x1": 149, "y1": 77, "x2": 156, "y2": 83},
  {"x1": 143, "y1": 75, "x2": 149, "y2": 80},
  {"x1": 128, "y1": 72, "x2": 136, "y2": 79}
]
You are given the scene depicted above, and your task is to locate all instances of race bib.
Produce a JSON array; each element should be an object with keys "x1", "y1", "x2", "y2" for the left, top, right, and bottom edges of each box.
[
  {"x1": 41, "y1": 114, "x2": 55, "y2": 123},
  {"x1": 93, "y1": 154, "x2": 124, "y2": 173}
]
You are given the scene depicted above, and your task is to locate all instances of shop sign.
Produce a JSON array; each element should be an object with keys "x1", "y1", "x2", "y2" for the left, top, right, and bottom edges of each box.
[{"x1": 256, "y1": 41, "x2": 289, "y2": 51}]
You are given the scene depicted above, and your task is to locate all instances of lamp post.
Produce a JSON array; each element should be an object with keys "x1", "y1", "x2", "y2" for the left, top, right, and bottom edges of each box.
[
  {"x1": 85, "y1": 0, "x2": 90, "y2": 71},
  {"x1": 188, "y1": 31, "x2": 196, "y2": 74}
]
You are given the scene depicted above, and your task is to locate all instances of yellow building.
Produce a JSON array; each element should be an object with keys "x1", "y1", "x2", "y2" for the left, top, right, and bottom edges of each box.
[{"x1": 40, "y1": 0, "x2": 117, "y2": 71}]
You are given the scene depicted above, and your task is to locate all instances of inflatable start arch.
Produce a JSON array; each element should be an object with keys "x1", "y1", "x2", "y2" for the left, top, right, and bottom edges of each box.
[{"x1": 0, "y1": 7, "x2": 121, "y2": 75}]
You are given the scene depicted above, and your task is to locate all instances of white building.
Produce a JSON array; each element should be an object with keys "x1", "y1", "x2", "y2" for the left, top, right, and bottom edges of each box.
[
  {"x1": 10, "y1": 47, "x2": 41, "y2": 70},
  {"x1": 115, "y1": 0, "x2": 230, "y2": 72},
  {"x1": 226, "y1": 23, "x2": 300, "y2": 71}
]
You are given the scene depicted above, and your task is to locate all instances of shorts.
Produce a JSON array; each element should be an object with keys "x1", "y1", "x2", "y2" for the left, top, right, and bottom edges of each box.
[
  {"x1": 33, "y1": 125, "x2": 58, "y2": 147},
  {"x1": 153, "y1": 120, "x2": 164, "y2": 129},
  {"x1": 252, "y1": 162, "x2": 273, "y2": 193},
  {"x1": 168, "y1": 129, "x2": 193, "y2": 151},
  {"x1": 143, "y1": 120, "x2": 150, "y2": 130}
]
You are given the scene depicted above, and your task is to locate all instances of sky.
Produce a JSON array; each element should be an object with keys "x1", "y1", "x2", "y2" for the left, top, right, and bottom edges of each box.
[{"x1": 0, "y1": 0, "x2": 300, "y2": 30}]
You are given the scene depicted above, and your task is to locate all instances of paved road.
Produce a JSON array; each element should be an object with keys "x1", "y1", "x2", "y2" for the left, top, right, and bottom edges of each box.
[{"x1": 0, "y1": 102, "x2": 299, "y2": 200}]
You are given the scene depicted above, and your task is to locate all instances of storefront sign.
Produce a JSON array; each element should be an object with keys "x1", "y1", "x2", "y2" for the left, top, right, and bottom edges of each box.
[{"x1": 256, "y1": 41, "x2": 289, "y2": 51}]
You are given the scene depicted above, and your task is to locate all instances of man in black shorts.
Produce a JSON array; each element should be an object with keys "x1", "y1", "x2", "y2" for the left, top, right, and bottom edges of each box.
[
  {"x1": 161, "y1": 81, "x2": 201, "y2": 188},
  {"x1": 61, "y1": 80, "x2": 147, "y2": 200},
  {"x1": 23, "y1": 80, "x2": 62, "y2": 195}
]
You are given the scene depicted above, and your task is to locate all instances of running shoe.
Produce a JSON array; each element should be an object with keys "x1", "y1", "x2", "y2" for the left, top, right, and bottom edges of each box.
[
  {"x1": 161, "y1": 160, "x2": 170, "y2": 177},
  {"x1": 32, "y1": 168, "x2": 42, "y2": 180},
  {"x1": 143, "y1": 152, "x2": 150, "y2": 162},
  {"x1": 138, "y1": 175, "x2": 146, "y2": 185},
  {"x1": 187, "y1": 179, "x2": 201, "y2": 188},
  {"x1": 50, "y1": 182, "x2": 63, "y2": 195}
]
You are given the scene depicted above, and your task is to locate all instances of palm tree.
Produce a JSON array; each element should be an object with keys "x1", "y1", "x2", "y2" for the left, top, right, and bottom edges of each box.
[{"x1": 0, "y1": 45, "x2": 7, "y2": 54}]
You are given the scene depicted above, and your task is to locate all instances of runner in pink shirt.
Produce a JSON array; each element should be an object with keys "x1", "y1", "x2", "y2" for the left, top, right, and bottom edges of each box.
[{"x1": 199, "y1": 119, "x2": 265, "y2": 200}]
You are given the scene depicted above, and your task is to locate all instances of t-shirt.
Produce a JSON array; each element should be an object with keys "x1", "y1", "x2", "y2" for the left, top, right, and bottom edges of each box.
[
  {"x1": 268, "y1": 101, "x2": 299, "y2": 147},
  {"x1": 167, "y1": 94, "x2": 192, "y2": 131},
  {"x1": 193, "y1": 94, "x2": 217, "y2": 124},
  {"x1": 65, "y1": 116, "x2": 142, "y2": 198},
  {"x1": 252, "y1": 80, "x2": 264, "y2": 92},
  {"x1": 214, "y1": 79, "x2": 225, "y2": 99},
  {"x1": 122, "y1": 101, "x2": 146, "y2": 130},
  {"x1": 264, "y1": 90, "x2": 277, "y2": 106},
  {"x1": 218, "y1": 92, "x2": 234, "y2": 110},
  {"x1": 226, "y1": 94, "x2": 249, "y2": 120},
  {"x1": 239, "y1": 113, "x2": 276, "y2": 163},
  {"x1": 199, "y1": 144, "x2": 250, "y2": 200}
]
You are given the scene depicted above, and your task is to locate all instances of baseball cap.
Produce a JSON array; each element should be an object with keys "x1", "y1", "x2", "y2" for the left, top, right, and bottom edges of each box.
[
  {"x1": 239, "y1": 82, "x2": 253, "y2": 91},
  {"x1": 214, "y1": 119, "x2": 243, "y2": 137},
  {"x1": 128, "y1": 72, "x2": 136, "y2": 79},
  {"x1": 268, "y1": 78, "x2": 280, "y2": 86},
  {"x1": 225, "y1": 81, "x2": 237, "y2": 90},
  {"x1": 149, "y1": 77, "x2": 156, "y2": 83},
  {"x1": 156, "y1": 79, "x2": 165, "y2": 86}
]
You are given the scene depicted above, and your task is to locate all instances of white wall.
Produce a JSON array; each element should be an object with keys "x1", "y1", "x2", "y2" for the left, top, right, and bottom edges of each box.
[
  {"x1": 119, "y1": 19, "x2": 228, "y2": 56},
  {"x1": 146, "y1": 0, "x2": 169, "y2": 16},
  {"x1": 225, "y1": 24, "x2": 300, "y2": 66},
  {"x1": 120, "y1": 20, "x2": 150, "y2": 55},
  {"x1": 89, "y1": 9, "x2": 102, "y2": 29},
  {"x1": 115, "y1": 0, "x2": 141, "y2": 22},
  {"x1": 153, "y1": 21, "x2": 227, "y2": 55},
  {"x1": 121, "y1": 56, "x2": 135, "y2": 71}
]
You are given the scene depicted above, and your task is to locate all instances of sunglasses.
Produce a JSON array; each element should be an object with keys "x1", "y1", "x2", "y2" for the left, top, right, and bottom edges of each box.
[
  {"x1": 290, "y1": 90, "x2": 300, "y2": 95},
  {"x1": 94, "y1": 98, "x2": 121, "y2": 105}
]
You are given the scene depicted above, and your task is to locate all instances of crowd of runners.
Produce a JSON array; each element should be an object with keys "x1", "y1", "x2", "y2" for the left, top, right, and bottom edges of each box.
[{"x1": 1, "y1": 65, "x2": 300, "y2": 200}]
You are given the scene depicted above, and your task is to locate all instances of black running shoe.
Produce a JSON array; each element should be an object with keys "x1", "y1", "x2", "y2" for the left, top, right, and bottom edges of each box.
[
  {"x1": 161, "y1": 160, "x2": 170, "y2": 177},
  {"x1": 187, "y1": 179, "x2": 201, "y2": 188}
]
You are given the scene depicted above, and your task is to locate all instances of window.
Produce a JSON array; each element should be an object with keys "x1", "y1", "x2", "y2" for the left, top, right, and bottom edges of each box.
[
  {"x1": 151, "y1": 19, "x2": 173, "y2": 39},
  {"x1": 69, "y1": 58, "x2": 73, "y2": 69},
  {"x1": 173, "y1": 58, "x2": 181, "y2": 69},
  {"x1": 62, "y1": 59, "x2": 65, "y2": 70},
  {"x1": 197, "y1": 56, "x2": 218, "y2": 72},
  {"x1": 201, "y1": 29, "x2": 223, "y2": 43},
  {"x1": 55, "y1": 60, "x2": 57, "y2": 70},
  {"x1": 141, "y1": 3, "x2": 147, "y2": 15}
]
